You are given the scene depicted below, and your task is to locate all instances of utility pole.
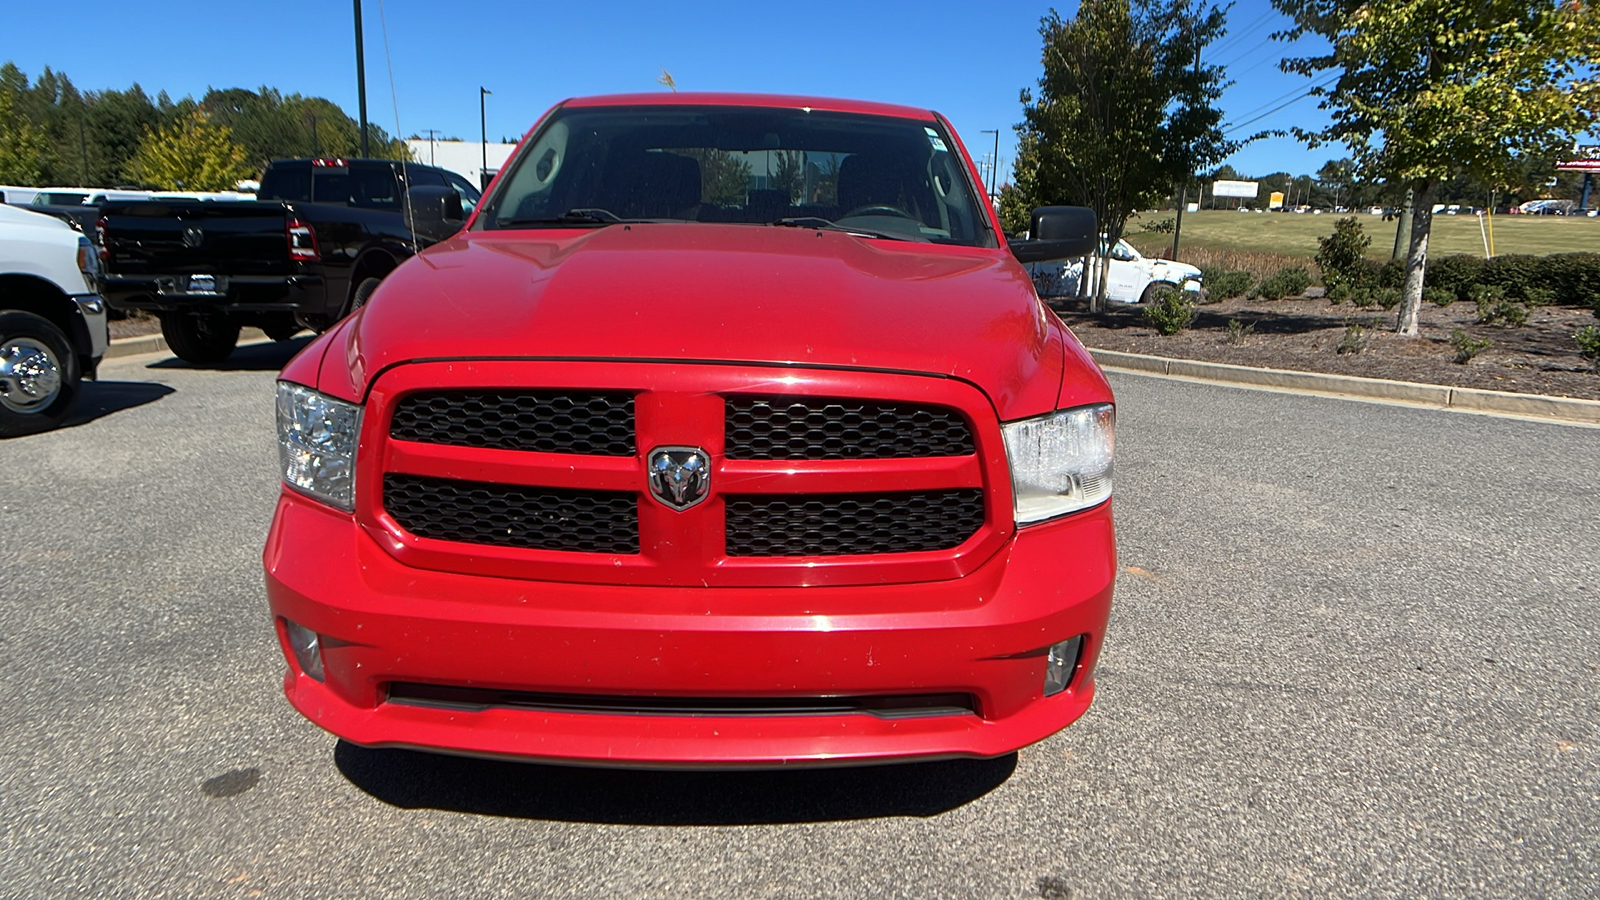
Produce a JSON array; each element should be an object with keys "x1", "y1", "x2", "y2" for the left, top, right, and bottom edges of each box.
[
  {"x1": 979, "y1": 130, "x2": 1000, "y2": 198},
  {"x1": 480, "y1": 88, "x2": 492, "y2": 189},
  {"x1": 423, "y1": 129, "x2": 440, "y2": 165},
  {"x1": 354, "y1": 0, "x2": 369, "y2": 156}
]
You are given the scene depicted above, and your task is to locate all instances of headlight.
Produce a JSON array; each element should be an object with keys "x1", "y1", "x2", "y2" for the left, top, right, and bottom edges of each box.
[
  {"x1": 1001, "y1": 403, "x2": 1114, "y2": 524},
  {"x1": 276, "y1": 382, "x2": 361, "y2": 511}
]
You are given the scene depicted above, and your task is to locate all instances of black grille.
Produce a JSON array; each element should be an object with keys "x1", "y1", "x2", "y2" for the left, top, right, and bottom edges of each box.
[
  {"x1": 725, "y1": 490, "x2": 985, "y2": 557},
  {"x1": 388, "y1": 682, "x2": 978, "y2": 719},
  {"x1": 384, "y1": 474, "x2": 638, "y2": 553},
  {"x1": 390, "y1": 390, "x2": 635, "y2": 456},
  {"x1": 725, "y1": 397, "x2": 973, "y2": 460}
]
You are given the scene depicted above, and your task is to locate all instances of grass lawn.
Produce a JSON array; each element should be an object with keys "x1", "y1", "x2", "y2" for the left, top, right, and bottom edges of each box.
[{"x1": 1124, "y1": 209, "x2": 1600, "y2": 261}]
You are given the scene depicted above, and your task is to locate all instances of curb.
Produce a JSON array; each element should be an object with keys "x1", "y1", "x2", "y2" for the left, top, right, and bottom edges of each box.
[
  {"x1": 105, "y1": 327, "x2": 271, "y2": 361},
  {"x1": 1088, "y1": 348, "x2": 1600, "y2": 427}
]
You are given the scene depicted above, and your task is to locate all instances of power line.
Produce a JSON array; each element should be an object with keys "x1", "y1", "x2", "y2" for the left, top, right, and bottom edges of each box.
[
  {"x1": 1224, "y1": 71, "x2": 1339, "y2": 133},
  {"x1": 1207, "y1": 9, "x2": 1279, "y2": 64}
]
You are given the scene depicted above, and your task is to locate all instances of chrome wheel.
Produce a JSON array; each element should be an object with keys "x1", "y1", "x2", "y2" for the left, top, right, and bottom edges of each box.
[{"x1": 0, "y1": 337, "x2": 64, "y2": 414}]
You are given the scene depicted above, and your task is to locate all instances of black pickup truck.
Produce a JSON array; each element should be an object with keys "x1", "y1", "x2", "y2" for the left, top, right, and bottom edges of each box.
[{"x1": 98, "y1": 158, "x2": 479, "y2": 363}]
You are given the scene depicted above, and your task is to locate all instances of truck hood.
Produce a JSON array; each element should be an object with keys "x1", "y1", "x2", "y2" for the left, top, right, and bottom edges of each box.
[{"x1": 336, "y1": 224, "x2": 1080, "y2": 418}]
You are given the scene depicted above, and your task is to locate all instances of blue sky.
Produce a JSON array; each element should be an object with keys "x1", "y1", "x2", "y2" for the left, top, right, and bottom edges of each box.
[{"x1": 7, "y1": 0, "x2": 1336, "y2": 181}]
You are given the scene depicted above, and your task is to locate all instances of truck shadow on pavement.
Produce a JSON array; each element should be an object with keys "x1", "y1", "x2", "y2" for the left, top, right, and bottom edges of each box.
[
  {"x1": 62, "y1": 380, "x2": 175, "y2": 428},
  {"x1": 334, "y1": 741, "x2": 1016, "y2": 824},
  {"x1": 145, "y1": 337, "x2": 314, "y2": 372}
]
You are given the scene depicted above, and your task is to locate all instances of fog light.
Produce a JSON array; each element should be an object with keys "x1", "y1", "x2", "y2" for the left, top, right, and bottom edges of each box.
[
  {"x1": 283, "y1": 619, "x2": 326, "y2": 682},
  {"x1": 1043, "y1": 635, "x2": 1085, "y2": 697}
]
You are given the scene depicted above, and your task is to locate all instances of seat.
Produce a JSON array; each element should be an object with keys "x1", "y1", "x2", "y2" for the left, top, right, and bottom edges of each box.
[{"x1": 597, "y1": 152, "x2": 702, "y2": 219}]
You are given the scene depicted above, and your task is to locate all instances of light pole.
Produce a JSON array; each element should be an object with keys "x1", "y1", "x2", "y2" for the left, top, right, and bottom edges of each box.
[
  {"x1": 354, "y1": 0, "x2": 369, "y2": 157},
  {"x1": 423, "y1": 128, "x2": 440, "y2": 165},
  {"x1": 979, "y1": 129, "x2": 999, "y2": 198},
  {"x1": 480, "y1": 87, "x2": 492, "y2": 189}
]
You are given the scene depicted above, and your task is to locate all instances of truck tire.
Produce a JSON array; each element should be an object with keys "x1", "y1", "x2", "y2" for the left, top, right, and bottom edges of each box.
[
  {"x1": 350, "y1": 277, "x2": 382, "y2": 313},
  {"x1": 0, "y1": 310, "x2": 81, "y2": 438},
  {"x1": 161, "y1": 312, "x2": 240, "y2": 365},
  {"x1": 261, "y1": 315, "x2": 304, "y2": 342},
  {"x1": 1140, "y1": 282, "x2": 1180, "y2": 305}
]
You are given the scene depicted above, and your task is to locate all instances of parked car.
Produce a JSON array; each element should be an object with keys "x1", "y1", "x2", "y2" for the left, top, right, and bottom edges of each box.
[
  {"x1": 263, "y1": 92, "x2": 1117, "y2": 768},
  {"x1": 97, "y1": 158, "x2": 482, "y2": 364},
  {"x1": 0, "y1": 204, "x2": 108, "y2": 437},
  {"x1": 1025, "y1": 237, "x2": 1203, "y2": 303}
]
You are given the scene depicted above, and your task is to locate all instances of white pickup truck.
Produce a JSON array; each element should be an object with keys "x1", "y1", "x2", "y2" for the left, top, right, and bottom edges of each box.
[
  {"x1": 1026, "y1": 238, "x2": 1203, "y2": 304},
  {"x1": 0, "y1": 204, "x2": 109, "y2": 437}
]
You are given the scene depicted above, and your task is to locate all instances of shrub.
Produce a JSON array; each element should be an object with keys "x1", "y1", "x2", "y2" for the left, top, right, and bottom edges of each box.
[
  {"x1": 1327, "y1": 282, "x2": 1352, "y2": 305},
  {"x1": 1256, "y1": 266, "x2": 1314, "y2": 300},
  {"x1": 1142, "y1": 216, "x2": 1176, "y2": 234},
  {"x1": 1203, "y1": 269, "x2": 1255, "y2": 301},
  {"x1": 1224, "y1": 318, "x2": 1254, "y2": 344},
  {"x1": 1425, "y1": 286, "x2": 1455, "y2": 307},
  {"x1": 1542, "y1": 253, "x2": 1600, "y2": 309},
  {"x1": 1450, "y1": 328, "x2": 1491, "y2": 363},
  {"x1": 1425, "y1": 254, "x2": 1485, "y2": 302},
  {"x1": 1478, "y1": 254, "x2": 1540, "y2": 300},
  {"x1": 1575, "y1": 324, "x2": 1600, "y2": 371},
  {"x1": 1376, "y1": 258, "x2": 1406, "y2": 289},
  {"x1": 1475, "y1": 288, "x2": 1528, "y2": 327},
  {"x1": 1522, "y1": 286, "x2": 1556, "y2": 308},
  {"x1": 1350, "y1": 289, "x2": 1378, "y2": 309},
  {"x1": 1375, "y1": 287, "x2": 1403, "y2": 310},
  {"x1": 1143, "y1": 286, "x2": 1195, "y2": 335},
  {"x1": 1314, "y1": 217, "x2": 1371, "y2": 290},
  {"x1": 1336, "y1": 324, "x2": 1367, "y2": 355}
]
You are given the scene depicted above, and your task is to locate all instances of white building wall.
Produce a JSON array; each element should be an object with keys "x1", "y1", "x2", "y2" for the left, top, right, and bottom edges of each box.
[{"x1": 405, "y1": 140, "x2": 519, "y2": 187}]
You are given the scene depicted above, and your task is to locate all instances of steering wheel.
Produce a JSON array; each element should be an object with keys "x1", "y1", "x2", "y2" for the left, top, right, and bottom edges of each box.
[{"x1": 841, "y1": 205, "x2": 918, "y2": 220}]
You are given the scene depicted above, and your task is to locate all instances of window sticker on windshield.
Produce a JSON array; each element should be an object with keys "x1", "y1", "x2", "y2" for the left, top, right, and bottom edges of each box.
[{"x1": 924, "y1": 127, "x2": 948, "y2": 152}]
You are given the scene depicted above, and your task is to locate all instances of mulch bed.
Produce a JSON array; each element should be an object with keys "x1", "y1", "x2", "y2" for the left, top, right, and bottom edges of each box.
[{"x1": 1055, "y1": 293, "x2": 1600, "y2": 402}]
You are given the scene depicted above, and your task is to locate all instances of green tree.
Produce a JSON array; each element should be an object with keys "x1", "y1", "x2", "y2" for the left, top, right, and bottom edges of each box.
[
  {"x1": 769, "y1": 150, "x2": 805, "y2": 203},
  {"x1": 678, "y1": 149, "x2": 751, "y2": 206},
  {"x1": 0, "y1": 87, "x2": 45, "y2": 184},
  {"x1": 1273, "y1": 0, "x2": 1600, "y2": 335},
  {"x1": 127, "y1": 109, "x2": 252, "y2": 191},
  {"x1": 1007, "y1": 0, "x2": 1240, "y2": 311}
]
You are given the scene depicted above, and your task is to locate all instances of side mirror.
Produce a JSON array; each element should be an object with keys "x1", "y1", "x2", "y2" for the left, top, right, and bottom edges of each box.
[
  {"x1": 403, "y1": 185, "x2": 465, "y2": 243},
  {"x1": 1009, "y1": 206, "x2": 1097, "y2": 262}
]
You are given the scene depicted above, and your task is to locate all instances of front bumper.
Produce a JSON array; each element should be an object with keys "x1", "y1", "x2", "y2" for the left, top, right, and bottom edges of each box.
[{"x1": 263, "y1": 491, "x2": 1115, "y2": 767}]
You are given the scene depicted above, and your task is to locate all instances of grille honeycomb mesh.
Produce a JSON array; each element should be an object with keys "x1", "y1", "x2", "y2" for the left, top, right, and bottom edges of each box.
[
  {"x1": 384, "y1": 474, "x2": 638, "y2": 553},
  {"x1": 390, "y1": 391, "x2": 635, "y2": 456},
  {"x1": 724, "y1": 397, "x2": 973, "y2": 460},
  {"x1": 724, "y1": 490, "x2": 984, "y2": 556}
]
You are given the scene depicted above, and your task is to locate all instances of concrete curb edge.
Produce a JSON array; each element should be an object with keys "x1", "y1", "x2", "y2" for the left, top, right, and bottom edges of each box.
[{"x1": 1088, "y1": 348, "x2": 1600, "y2": 426}]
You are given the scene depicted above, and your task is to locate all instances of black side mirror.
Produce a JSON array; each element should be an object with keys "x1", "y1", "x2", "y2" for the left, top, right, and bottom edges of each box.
[
  {"x1": 1009, "y1": 206, "x2": 1098, "y2": 262},
  {"x1": 403, "y1": 185, "x2": 465, "y2": 243}
]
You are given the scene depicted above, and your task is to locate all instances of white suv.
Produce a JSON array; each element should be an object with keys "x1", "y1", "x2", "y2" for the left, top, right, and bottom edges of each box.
[
  {"x1": 0, "y1": 204, "x2": 109, "y2": 436},
  {"x1": 1027, "y1": 238, "x2": 1203, "y2": 304}
]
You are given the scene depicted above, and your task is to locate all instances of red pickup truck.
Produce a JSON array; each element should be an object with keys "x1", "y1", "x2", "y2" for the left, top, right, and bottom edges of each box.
[{"x1": 264, "y1": 93, "x2": 1116, "y2": 767}]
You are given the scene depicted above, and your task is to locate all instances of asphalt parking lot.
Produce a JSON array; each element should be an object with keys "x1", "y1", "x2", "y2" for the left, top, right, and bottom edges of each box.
[{"x1": 2, "y1": 341, "x2": 1596, "y2": 899}]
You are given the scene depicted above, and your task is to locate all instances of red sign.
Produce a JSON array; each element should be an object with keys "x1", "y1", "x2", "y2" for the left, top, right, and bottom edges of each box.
[{"x1": 1556, "y1": 160, "x2": 1600, "y2": 171}]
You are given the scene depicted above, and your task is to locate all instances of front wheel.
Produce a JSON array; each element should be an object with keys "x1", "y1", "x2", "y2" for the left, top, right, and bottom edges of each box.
[
  {"x1": 349, "y1": 277, "x2": 382, "y2": 314},
  {"x1": 1139, "y1": 282, "x2": 1180, "y2": 305},
  {"x1": 160, "y1": 312, "x2": 240, "y2": 365},
  {"x1": 0, "y1": 311, "x2": 81, "y2": 438}
]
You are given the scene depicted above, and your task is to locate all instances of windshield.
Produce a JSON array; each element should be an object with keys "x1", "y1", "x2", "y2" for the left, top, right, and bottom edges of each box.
[
  {"x1": 482, "y1": 105, "x2": 994, "y2": 246},
  {"x1": 33, "y1": 192, "x2": 90, "y2": 206}
]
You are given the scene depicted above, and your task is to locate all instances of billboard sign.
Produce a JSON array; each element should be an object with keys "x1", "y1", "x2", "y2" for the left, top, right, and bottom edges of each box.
[
  {"x1": 1557, "y1": 145, "x2": 1600, "y2": 171},
  {"x1": 1212, "y1": 179, "x2": 1259, "y2": 198}
]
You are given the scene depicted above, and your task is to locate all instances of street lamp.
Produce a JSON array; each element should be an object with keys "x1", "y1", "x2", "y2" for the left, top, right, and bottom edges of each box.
[
  {"x1": 480, "y1": 87, "x2": 492, "y2": 189},
  {"x1": 979, "y1": 129, "x2": 1000, "y2": 197},
  {"x1": 354, "y1": 0, "x2": 369, "y2": 157},
  {"x1": 423, "y1": 128, "x2": 440, "y2": 165}
]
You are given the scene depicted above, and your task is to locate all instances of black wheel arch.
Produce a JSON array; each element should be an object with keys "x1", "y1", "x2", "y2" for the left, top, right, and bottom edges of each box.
[{"x1": 345, "y1": 247, "x2": 403, "y2": 314}]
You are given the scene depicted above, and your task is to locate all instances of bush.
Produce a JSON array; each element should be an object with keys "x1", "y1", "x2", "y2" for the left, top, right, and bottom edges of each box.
[
  {"x1": 1478, "y1": 254, "x2": 1540, "y2": 300},
  {"x1": 1327, "y1": 282, "x2": 1352, "y2": 305},
  {"x1": 1142, "y1": 216, "x2": 1176, "y2": 234},
  {"x1": 1350, "y1": 289, "x2": 1378, "y2": 309},
  {"x1": 1542, "y1": 253, "x2": 1600, "y2": 309},
  {"x1": 1202, "y1": 269, "x2": 1255, "y2": 301},
  {"x1": 1376, "y1": 258, "x2": 1406, "y2": 289},
  {"x1": 1450, "y1": 328, "x2": 1491, "y2": 363},
  {"x1": 1425, "y1": 286, "x2": 1455, "y2": 307},
  {"x1": 1375, "y1": 287, "x2": 1403, "y2": 310},
  {"x1": 1575, "y1": 324, "x2": 1600, "y2": 371},
  {"x1": 1255, "y1": 266, "x2": 1314, "y2": 301},
  {"x1": 1314, "y1": 217, "x2": 1372, "y2": 290},
  {"x1": 1336, "y1": 324, "x2": 1367, "y2": 355},
  {"x1": 1224, "y1": 318, "x2": 1254, "y2": 344},
  {"x1": 1523, "y1": 286, "x2": 1556, "y2": 308},
  {"x1": 1474, "y1": 287, "x2": 1528, "y2": 327},
  {"x1": 1425, "y1": 254, "x2": 1484, "y2": 302},
  {"x1": 1143, "y1": 287, "x2": 1195, "y2": 335}
]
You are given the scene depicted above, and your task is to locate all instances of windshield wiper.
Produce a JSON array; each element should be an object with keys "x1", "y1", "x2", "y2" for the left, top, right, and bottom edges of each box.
[
  {"x1": 770, "y1": 216, "x2": 918, "y2": 242},
  {"x1": 497, "y1": 207, "x2": 631, "y2": 227}
]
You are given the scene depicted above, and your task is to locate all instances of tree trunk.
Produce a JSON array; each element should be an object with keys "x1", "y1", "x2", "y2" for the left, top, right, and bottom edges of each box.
[
  {"x1": 1091, "y1": 250, "x2": 1111, "y2": 314},
  {"x1": 1395, "y1": 180, "x2": 1437, "y2": 336}
]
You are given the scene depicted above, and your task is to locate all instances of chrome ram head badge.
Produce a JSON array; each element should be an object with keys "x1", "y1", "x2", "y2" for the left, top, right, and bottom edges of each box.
[{"x1": 647, "y1": 446, "x2": 711, "y2": 511}]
